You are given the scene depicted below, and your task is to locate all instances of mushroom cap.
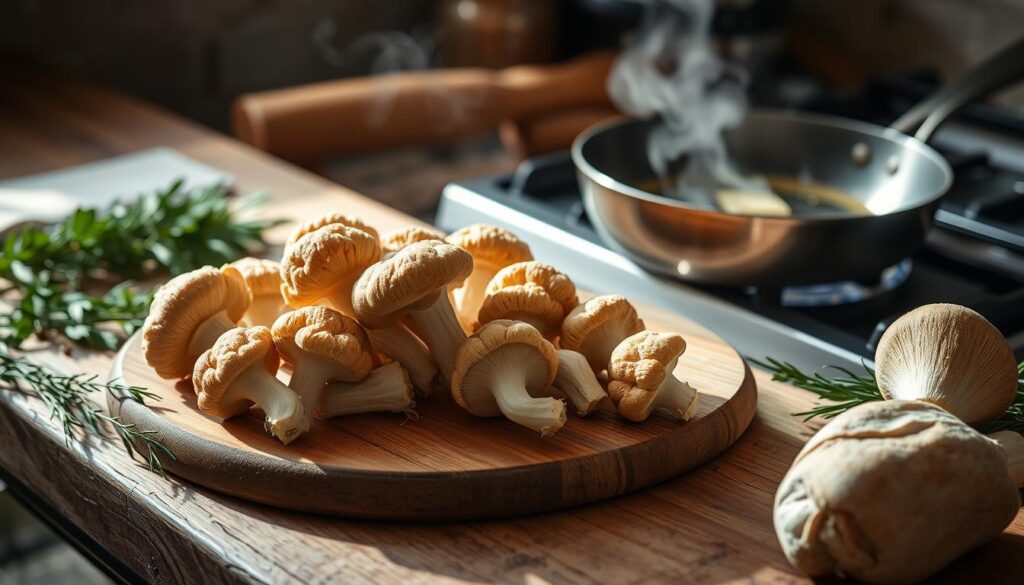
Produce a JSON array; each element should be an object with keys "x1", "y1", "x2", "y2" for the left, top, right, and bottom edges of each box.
[
  {"x1": 560, "y1": 295, "x2": 645, "y2": 366},
  {"x1": 381, "y1": 226, "x2": 445, "y2": 255},
  {"x1": 875, "y1": 303, "x2": 1018, "y2": 427},
  {"x1": 607, "y1": 331, "x2": 686, "y2": 416},
  {"x1": 445, "y1": 224, "x2": 532, "y2": 270},
  {"x1": 271, "y1": 306, "x2": 373, "y2": 379},
  {"x1": 193, "y1": 326, "x2": 280, "y2": 418},
  {"x1": 142, "y1": 265, "x2": 251, "y2": 379},
  {"x1": 280, "y1": 224, "x2": 382, "y2": 307},
  {"x1": 478, "y1": 261, "x2": 578, "y2": 336},
  {"x1": 352, "y1": 240, "x2": 473, "y2": 328},
  {"x1": 774, "y1": 400, "x2": 1021, "y2": 583},
  {"x1": 451, "y1": 319, "x2": 558, "y2": 417},
  {"x1": 285, "y1": 213, "x2": 379, "y2": 249},
  {"x1": 230, "y1": 257, "x2": 283, "y2": 296}
]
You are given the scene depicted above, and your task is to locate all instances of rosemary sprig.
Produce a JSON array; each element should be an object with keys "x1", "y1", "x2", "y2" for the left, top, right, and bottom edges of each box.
[
  {"x1": 0, "y1": 344, "x2": 175, "y2": 475},
  {"x1": 0, "y1": 180, "x2": 283, "y2": 474},
  {"x1": 752, "y1": 357, "x2": 1024, "y2": 434}
]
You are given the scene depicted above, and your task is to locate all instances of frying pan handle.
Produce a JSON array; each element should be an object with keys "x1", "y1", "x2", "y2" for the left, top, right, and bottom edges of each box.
[{"x1": 889, "y1": 37, "x2": 1024, "y2": 142}]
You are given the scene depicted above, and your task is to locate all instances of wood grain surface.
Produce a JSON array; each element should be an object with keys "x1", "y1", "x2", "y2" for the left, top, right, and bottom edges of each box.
[
  {"x1": 0, "y1": 65, "x2": 1021, "y2": 584},
  {"x1": 108, "y1": 305, "x2": 756, "y2": 520}
]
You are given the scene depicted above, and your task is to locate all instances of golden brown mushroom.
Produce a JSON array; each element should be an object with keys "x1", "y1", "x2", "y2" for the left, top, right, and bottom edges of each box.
[
  {"x1": 320, "y1": 361, "x2": 415, "y2": 418},
  {"x1": 271, "y1": 307, "x2": 374, "y2": 420},
  {"x1": 381, "y1": 226, "x2": 445, "y2": 256},
  {"x1": 279, "y1": 223, "x2": 381, "y2": 314},
  {"x1": 561, "y1": 295, "x2": 645, "y2": 372},
  {"x1": 284, "y1": 212, "x2": 379, "y2": 251},
  {"x1": 193, "y1": 326, "x2": 307, "y2": 445},
  {"x1": 445, "y1": 224, "x2": 532, "y2": 329},
  {"x1": 874, "y1": 303, "x2": 1018, "y2": 427},
  {"x1": 607, "y1": 331, "x2": 699, "y2": 422},
  {"x1": 477, "y1": 261, "x2": 578, "y2": 338},
  {"x1": 141, "y1": 265, "x2": 251, "y2": 379},
  {"x1": 353, "y1": 240, "x2": 473, "y2": 383},
  {"x1": 279, "y1": 222, "x2": 437, "y2": 394},
  {"x1": 451, "y1": 319, "x2": 565, "y2": 437},
  {"x1": 230, "y1": 257, "x2": 289, "y2": 328}
]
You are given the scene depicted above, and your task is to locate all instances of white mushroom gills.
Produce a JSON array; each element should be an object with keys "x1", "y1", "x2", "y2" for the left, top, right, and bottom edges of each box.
[
  {"x1": 320, "y1": 362, "x2": 415, "y2": 417},
  {"x1": 228, "y1": 367, "x2": 307, "y2": 445},
  {"x1": 554, "y1": 349, "x2": 608, "y2": 416}
]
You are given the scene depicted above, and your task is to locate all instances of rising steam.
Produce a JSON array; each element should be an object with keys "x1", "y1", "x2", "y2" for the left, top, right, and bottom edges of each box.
[{"x1": 607, "y1": 0, "x2": 769, "y2": 208}]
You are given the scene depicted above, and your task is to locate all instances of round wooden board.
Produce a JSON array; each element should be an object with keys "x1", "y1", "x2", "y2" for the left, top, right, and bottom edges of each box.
[{"x1": 109, "y1": 305, "x2": 756, "y2": 520}]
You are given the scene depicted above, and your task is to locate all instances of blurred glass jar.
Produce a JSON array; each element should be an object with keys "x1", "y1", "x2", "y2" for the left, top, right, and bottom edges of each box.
[{"x1": 438, "y1": 0, "x2": 557, "y2": 68}]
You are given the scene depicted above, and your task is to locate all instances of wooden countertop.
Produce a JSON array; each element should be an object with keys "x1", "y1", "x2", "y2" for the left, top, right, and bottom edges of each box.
[{"x1": 1, "y1": 67, "x2": 1022, "y2": 585}]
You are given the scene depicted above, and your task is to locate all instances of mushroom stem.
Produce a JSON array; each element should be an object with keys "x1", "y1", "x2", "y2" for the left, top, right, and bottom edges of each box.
[
  {"x1": 244, "y1": 297, "x2": 289, "y2": 329},
  {"x1": 408, "y1": 293, "x2": 467, "y2": 385},
  {"x1": 453, "y1": 269, "x2": 494, "y2": 327},
  {"x1": 651, "y1": 364, "x2": 700, "y2": 421},
  {"x1": 492, "y1": 369, "x2": 566, "y2": 437},
  {"x1": 187, "y1": 312, "x2": 237, "y2": 358},
  {"x1": 365, "y1": 325, "x2": 439, "y2": 396},
  {"x1": 587, "y1": 323, "x2": 638, "y2": 372},
  {"x1": 320, "y1": 276, "x2": 361, "y2": 317},
  {"x1": 229, "y1": 368, "x2": 307, "y2": 445},
  {"x1": 321, "y1": 362, "x2": 414, "y2": 417},
  {"x1": 286, "y1": 362, "x2": 339, "y2": 419},
  {"x1": 989, "y1": 430, "x2": 1024, "y2": 488},
  {"x1": 554, "y1": 349, "x2": 608, "y2": 416}
]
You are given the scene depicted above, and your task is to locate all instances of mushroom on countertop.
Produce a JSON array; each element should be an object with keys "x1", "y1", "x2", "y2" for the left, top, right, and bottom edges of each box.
[
  {"x1": 451, "y1": 319, "x2": 565, "y2": 437},
  {"x1": 477, "y1": 261, "x2": 578, "y2": 338},
  {"x1": 192, "y1": 326, "x2": 307, "y2": 445},
  {"x1": 271, "y1": 307, "x2": 374, "y2": 420},
  {"x1": 446, "y1": 224, "x2": 532, "y2": 330},
  {"x1": 381, "y1": 226, "x2": 445, "y2": 256},
  {"x1": 320, "y1": 361, "x2": 415, "y2": 418},
  {"x1": 230, "y1": 257, "x2": 289, "y2": 328},
  {"x1": 874, "y1": 303, "x2": 1018, "y2": 427},
  {"x1": 353, "y1": 240, "x2": 473, "y2": 384},
  {"x1": 774, "y1": 400, "x2": 1022, "y2": 584},
  {"x1": 607, "y1": 331, "x2": 699, "y2": 422},
  {"x1": 141, "y1": 265, "x2": 251, "y2": 379},
  {"x1": 561, "y1": 295, "x2": 645, "y2": 372},
  {"x1": 284, "y1": 212, "x2": 379, "y2": 252},
  {"x1": 280, "y1": 223, "x2": 438, "y2": 395}
]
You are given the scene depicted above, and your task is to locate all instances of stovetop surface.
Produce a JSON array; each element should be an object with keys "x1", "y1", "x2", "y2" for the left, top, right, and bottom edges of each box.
[{"x1": 443, "y1": 75, "x2": 1024, "y2": 362}]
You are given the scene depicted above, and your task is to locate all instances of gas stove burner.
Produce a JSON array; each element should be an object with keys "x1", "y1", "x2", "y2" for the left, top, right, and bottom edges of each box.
[{"x1": 770, "y1": 259, "x2": 913, "y2": 308}]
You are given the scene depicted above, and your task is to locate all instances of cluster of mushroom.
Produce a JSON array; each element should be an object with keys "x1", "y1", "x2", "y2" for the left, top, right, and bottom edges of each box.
[
  {"x1": 774, "y1": 304, "x2": 1024, "y2": 584},
  {"x1": 139, "y1": 216, "x2": 701, "y2": 444}
]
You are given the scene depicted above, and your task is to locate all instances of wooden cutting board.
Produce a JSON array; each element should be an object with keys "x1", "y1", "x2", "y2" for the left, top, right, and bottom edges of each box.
[{"x1": 108, "y1": 303, "x2": 756, "y2": 520}]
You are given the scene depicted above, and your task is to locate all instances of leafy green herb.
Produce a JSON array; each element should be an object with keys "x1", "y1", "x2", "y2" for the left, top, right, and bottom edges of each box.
[
  {"x1": 753, "y1": 357, "x2": 1024, "y2": 434},
  {"x1": 0, "y1": 342, "x2": 174, "y2": 475},
  {"x1": 0, "y1": 180, "x2": 282, "y2": 473}
]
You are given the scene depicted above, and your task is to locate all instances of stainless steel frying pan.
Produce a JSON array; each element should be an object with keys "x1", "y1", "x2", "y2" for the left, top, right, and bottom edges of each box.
[{"x1": 573, "y1": 38, "x2": 1024, "y2": 286}]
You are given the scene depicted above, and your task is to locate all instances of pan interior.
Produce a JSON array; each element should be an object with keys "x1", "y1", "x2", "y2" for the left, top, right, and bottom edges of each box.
[{"x1": 575, "y1": 112, "x2": 953, "y2": 220}]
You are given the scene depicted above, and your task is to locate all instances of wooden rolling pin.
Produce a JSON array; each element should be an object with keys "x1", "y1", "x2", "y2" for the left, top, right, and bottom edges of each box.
[
  {"x1": 499, "y1": 106, "x2": 622, "y2": 159},
  {"x1": 232, "y1": 51, "x2": 616, "y2": 165}
]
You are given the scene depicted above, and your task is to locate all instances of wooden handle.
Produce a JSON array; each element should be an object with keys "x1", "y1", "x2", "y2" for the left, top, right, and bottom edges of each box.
[
  {"x1": 233, "y1": 51, "x2": 617, "y2": 165},
  {"x1": 500, "y1": 107, "x2": 622, "y2": 160}
]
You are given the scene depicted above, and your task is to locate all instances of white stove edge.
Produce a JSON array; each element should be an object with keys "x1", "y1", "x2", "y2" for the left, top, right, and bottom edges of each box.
[{"x1": 438, "y1": 183, "x2": 871, "y2": 374}]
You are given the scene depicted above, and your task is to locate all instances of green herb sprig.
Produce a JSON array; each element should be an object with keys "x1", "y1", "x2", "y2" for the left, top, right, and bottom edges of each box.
[
  {"x1": 0, "y1": 180, "x2": 282, "y2": 473},
  {"x1": 0, "y1": 344, "x2": 175, "y2": 475},
  {"x1": 753, "y1": 357, "x2": 1024, "y2": 434}
]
